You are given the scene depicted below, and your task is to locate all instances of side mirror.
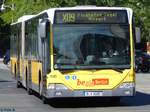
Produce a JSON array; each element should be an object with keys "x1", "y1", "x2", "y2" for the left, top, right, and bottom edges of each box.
[
  {"x1": 39, "y1": 22, "x2": 46, "y2": 39},
  {"x1": 39, "y1": 19, "x2": 47, "y2": 39}
]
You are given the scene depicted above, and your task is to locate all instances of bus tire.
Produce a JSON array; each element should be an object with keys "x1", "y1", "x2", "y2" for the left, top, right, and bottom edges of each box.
[
  {"x1": 42, "y1": 96, "x2": 48, "y2": 104},
  {"x1": 39, "y1": 71, "x2": 47, "y2": 104},
  {"x1": 27, "y1": 86, "x2": 33, "y2": 95},
  {"x1": 16, "y1": 65, "x2": 22, "y2": 88},
  {"x1": 26, "y1": 68, "x2": 33, "y2": 95},
  {"x1": 16, "y1": 81, "x2": 22, "y2": 88}
]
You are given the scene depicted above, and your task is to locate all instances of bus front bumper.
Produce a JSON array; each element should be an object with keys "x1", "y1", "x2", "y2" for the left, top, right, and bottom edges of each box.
[{"x1": 45, "y1": 82, "x2": 135, "y2": 98}]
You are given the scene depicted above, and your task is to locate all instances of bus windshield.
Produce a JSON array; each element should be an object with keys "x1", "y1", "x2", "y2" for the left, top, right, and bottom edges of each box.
[{"x1": 53, "y1": 24, "x2": 130, "y2": 70}]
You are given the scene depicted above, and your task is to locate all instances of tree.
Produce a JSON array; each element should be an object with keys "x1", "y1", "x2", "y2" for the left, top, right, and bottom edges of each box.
[{"x1": 0, "y1": 0, "x2": 150, "y2": 40}]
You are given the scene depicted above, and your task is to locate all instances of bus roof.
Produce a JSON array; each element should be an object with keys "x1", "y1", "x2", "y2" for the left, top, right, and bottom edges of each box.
[
  {"x1": 14, "y1": 6, "x2": 133, "y2": 24},
  {"x1": 11, "y1": 15, "x2": 35, "y2": 25},
  {"x1": 44, "y1": 6, "x2": 133, "y2": 24},
  {"x1": 17, "y1": 15, "x2": 35, "y2": 22}
]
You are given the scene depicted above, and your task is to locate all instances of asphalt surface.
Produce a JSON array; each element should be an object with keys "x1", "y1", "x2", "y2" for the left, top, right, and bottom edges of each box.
[{"x1": 0, "y1": 62, "x2": 150, "y2": 112}]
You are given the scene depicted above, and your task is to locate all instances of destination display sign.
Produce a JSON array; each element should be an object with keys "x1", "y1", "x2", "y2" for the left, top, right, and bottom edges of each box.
[{"x1": 54, "y1": 10, "x2": 128, "y2": 24}]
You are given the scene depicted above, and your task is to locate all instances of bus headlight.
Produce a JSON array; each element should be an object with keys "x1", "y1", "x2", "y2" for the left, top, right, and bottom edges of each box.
[
  {"x1": 119, "y1": 83, "x2": 135, "y2": 89},
  {"x1": 48, "y1": 84, "x2": 55, "y2": 89},
  {"x1": 48, "y1": 84, "x2": 69, "y2": 90}
]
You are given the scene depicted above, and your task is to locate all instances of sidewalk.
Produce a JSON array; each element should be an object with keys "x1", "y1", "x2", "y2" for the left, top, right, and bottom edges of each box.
[
  {"x1": 0, "y1": 63, "x2": 13, "y2": 82},
  {"x1": 0, "y1": 58, "x2": 10, "y2": 70}
]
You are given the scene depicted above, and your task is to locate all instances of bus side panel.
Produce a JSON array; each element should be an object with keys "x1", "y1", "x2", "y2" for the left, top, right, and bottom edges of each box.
[
  {"x1": 31, "y1": 61, "x2": 42, "y2": 93},
  {"x1": 20, "y1": 59, "x2": 23, "y2": 80},
  {"x1": 20, "y1": 59, "x2": 29, "y2": 88},
  {"x1": 10, "y1": 57, "x2": 17, "y2": 78}
]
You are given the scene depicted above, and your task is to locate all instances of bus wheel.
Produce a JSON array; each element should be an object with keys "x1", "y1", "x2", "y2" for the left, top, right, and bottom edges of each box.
[
  {"x1": 16, "y1": 81, "x2": 22, "y2": 88},
  {"x1": 40, "y1": 81, "x2": 48, "y2": 104},
  {"x1": 42, "y1": 96, "x2": 48, "y2": 104},
  {"x1": 26, "y1": 69, "x2": 33, "y2": 95},
  {"x1": 27, "y1": 86, "x2": 33, "y2": 95}
]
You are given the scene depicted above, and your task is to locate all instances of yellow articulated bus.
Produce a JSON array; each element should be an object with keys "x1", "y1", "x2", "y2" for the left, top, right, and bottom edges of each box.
[{"x1": 10, "y1": 6, "x2": 135, "y2": 103}]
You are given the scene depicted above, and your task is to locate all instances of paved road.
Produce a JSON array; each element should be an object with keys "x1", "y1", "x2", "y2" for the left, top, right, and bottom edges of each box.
[{"x1": 0, "y1": 63, "x2": 150, "y2": 112}]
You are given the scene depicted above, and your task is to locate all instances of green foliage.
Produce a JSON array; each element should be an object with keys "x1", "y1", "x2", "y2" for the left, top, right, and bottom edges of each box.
[{"x1": 0, "y1": 0, "x2": 150, "y2": 40}]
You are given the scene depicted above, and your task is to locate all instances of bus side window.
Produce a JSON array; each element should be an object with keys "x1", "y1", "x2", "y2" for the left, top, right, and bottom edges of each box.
[{"x1": 25, "y1": 33, "x2": 28, "y2": 58}]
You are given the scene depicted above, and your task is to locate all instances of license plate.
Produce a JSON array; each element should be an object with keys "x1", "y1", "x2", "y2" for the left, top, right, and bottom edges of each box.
[{"x1": 84, "y1": 91, "x2": 103, "y2": 96}]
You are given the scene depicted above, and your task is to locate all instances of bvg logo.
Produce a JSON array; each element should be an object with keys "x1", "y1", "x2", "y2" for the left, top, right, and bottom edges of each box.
[{"x1": 77, "y1": 79, "x2": 109, "y2": 87}]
